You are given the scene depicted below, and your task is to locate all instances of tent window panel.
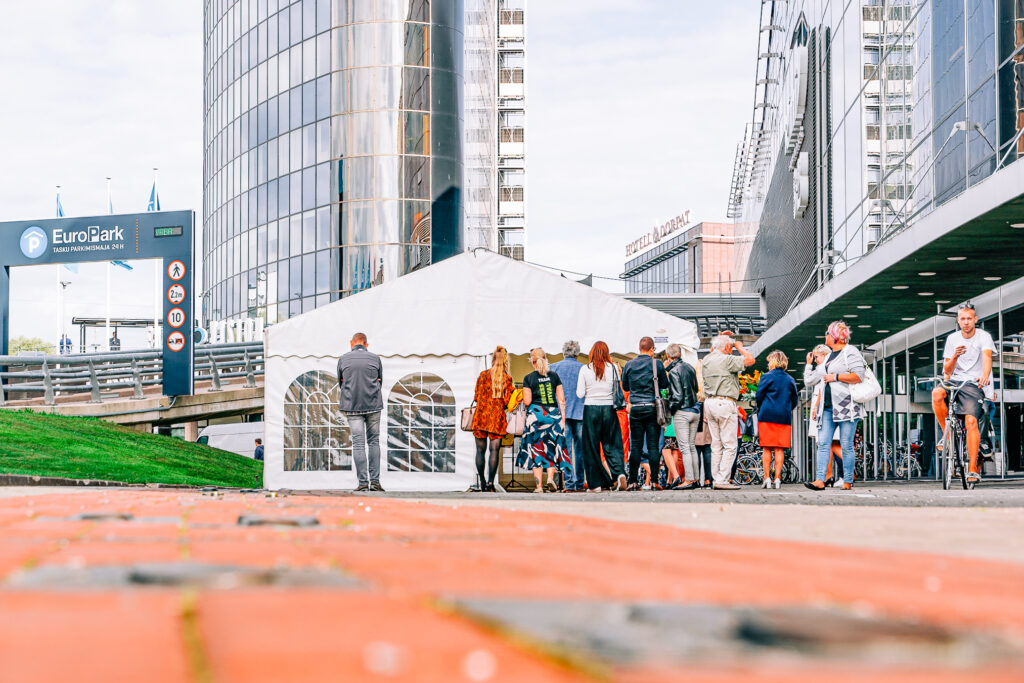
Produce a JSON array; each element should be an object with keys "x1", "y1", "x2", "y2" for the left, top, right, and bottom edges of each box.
[
  {"x1": 386, "y1": 372, "x2": 456, "y2": 473},
  {"x1": 282, "y1": 370, "x2": 352, "y2": 471}
]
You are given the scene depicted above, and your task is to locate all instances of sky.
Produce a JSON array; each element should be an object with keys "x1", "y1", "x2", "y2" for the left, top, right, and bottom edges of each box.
[{"x1": 0, "y1": 0, "x2": 757, "y2": 347}]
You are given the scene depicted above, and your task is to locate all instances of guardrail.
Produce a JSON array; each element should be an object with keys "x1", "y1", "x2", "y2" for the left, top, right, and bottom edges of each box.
[{"x1": 0, "y1": 342, "x2": 264, "y2": 406}]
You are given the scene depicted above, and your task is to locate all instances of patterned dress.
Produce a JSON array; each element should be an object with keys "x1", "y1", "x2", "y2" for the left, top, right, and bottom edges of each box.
[
  {"x1": 471, "y1": 370, "x2": 513, "y2": 439},
  {"x1": 517, "y1": 403, "x2": 571, "y2": 471}
]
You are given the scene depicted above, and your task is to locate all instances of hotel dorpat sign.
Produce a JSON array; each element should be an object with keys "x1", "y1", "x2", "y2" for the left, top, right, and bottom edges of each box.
[{"x1": 625, "y1": 210, "x2": 691, "y2": 256}]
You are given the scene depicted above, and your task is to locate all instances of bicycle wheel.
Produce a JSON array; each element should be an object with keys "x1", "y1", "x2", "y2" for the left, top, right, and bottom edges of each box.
[
  {"x1": 942, "y1": 430, "x2": 954, "y2": 490},
  {"x1": 957, "y1": 433, "x2": 970, "y2": 490},
  {"x1": 733, "y1": 455, "x2": 759, "y2": 485},
  {"x1": 782, "y1": 457, "x2": 798, "y2": 483}
]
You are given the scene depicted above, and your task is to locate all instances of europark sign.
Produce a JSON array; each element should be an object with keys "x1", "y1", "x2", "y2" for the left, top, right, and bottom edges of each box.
[
  {"x1": 624, "y1": 209, "x2": 693, "y2": 257},
  {"x1": 0, "y1": 210, "x2": 195, "y2": 396}
]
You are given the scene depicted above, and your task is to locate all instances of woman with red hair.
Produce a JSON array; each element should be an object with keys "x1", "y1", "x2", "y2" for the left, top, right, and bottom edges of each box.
[{"x1": 576, "y1": 341, "x2": 627, "y2": 491}]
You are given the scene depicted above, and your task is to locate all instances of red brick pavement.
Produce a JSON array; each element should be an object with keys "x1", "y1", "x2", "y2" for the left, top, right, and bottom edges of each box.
[{"x1": 0, "y1": 489, "x2": 1021, "y2": 682}]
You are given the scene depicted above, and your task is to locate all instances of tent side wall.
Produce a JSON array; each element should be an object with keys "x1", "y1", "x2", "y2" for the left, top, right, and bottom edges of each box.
[{"x1": 265, "y1": 353, "x2": 486, "y2": 491}]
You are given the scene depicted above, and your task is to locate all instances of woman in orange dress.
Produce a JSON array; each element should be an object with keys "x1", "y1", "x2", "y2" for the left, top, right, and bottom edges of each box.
[{"x1": 471, "y1": 346, "x2": 514, "y2": 491}]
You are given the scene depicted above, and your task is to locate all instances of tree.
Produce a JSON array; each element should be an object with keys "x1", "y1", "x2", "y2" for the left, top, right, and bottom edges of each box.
[{"x1": 10, "y1": 336, "x2": 55, "y2": 355}]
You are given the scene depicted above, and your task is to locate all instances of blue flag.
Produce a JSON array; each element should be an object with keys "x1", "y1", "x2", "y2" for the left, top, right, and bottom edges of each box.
[
  {"x1": 111, "y1": 260, "x2": 133, "y2": 271},
  {"x1": 147, "y1": 182, "x2": 161, "y2": 212},
  {"x1": 56, "y1": 192, "x2": 65, "y2": 218}
]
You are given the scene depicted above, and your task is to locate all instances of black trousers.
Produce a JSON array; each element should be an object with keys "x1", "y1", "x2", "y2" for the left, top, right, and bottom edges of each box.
[
  {"x1": 629, "y1": 405, "x2": 661, "y2": 485},
  {"x1": 581, "y1": 405, "x2": 623, "y2": 489},
  {"x1": 697, "y1": 444, "x2": 712, "y2": 483}
]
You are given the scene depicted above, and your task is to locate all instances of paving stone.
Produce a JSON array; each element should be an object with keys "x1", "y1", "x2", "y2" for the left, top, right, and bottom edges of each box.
[
  {"x1": 6, "y1": 562, "x2": 360, "y2": 589},
  {"x1": 73, "y1": 511, "x2": 134, "y2": 521},
  {"x1": 452, "y1": 600, "x2": 1024, "y2": 668},
  {"x1": 237, "y1": 514, "x2": 319, "y2": 527}
]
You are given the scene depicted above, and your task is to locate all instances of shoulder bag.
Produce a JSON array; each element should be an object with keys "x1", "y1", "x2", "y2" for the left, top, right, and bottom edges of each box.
[
  {"x1": 652, "y1": 356, "x2": 672, "y2": 427},
  {"x1": 845, "y1": 347, "x2": 882, "y2": 404},
  {"x1": 460, "y1": 400, "x2": 476, "y2": 432},
  {"x1": 505, "y1": 402, "x2": 526, "y2": 436},
  {"x1": 611, "y1": 363, "x2": 626, "y2": 412}
]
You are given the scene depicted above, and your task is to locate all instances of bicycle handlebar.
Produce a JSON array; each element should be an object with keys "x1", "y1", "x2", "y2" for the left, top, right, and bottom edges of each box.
[{"x1": 932, "y1": 376, "x2": 976, "y2": 389}]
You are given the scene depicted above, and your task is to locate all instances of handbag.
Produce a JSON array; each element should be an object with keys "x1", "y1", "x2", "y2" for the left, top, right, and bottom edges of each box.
[
  {"x1": 845, "y1": 347, "x2": 882, "y2": 404},
  {"x1": 505, "y1": 403, "x2": 527, "y2": 436},
  {"x1": 611, "y1": 363, "x2": 626, "y2": 412},
  {"x1": 850, "y1": 365, "x2": 882, "y2": 404},
  {"x1": 460, "y1": 401, "x2": 476, "y2": 432},
  {"x1": 652, "y1": 356, "x2": 672, "y2": 427}
]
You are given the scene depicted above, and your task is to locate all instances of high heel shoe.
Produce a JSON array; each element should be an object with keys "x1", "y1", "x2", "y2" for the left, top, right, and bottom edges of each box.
[
  {"x1": 824, "y1": 477, "x2": 836, "y2": 488},
  {"x1": 803, "y1": 481, "x2": 826, "y2": 491}
]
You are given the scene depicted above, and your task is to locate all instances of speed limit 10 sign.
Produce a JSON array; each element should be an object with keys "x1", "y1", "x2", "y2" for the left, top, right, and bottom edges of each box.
[{"x1": 167, "y1": 307, "x2": 186, "y2": 329}]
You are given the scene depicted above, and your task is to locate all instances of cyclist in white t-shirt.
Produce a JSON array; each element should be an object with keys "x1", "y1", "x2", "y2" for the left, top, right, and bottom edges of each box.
[{"x1": 931, "y1": 302, "x2": 994, "y2": 483}]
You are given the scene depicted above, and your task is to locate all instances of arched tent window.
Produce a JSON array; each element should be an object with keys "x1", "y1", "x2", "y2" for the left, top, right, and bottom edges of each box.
[
  {"x1": 283, "y1": 370, "x2": 352, "y2": 471},
  {"x1": 791, "y1": 13, "x2": 809, "y2": 48},
  {"x1": 387, "y1": 372, "x2": 456, "y2": 473}
]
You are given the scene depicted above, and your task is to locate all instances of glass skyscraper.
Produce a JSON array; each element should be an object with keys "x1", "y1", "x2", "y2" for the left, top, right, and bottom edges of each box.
[{"x1": 202, "y1": 0, "x2": 464, "y2": 325}]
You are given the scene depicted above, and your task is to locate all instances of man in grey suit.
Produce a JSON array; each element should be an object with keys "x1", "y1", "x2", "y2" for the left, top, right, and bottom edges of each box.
[{"x1": 337, "y1": 332, "x2": 384, "y2": 491}]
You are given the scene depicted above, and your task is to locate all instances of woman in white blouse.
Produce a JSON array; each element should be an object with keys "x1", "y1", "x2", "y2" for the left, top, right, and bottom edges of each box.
[{"x1": 576, "y1": 340, "x2": 627, "y2": 491}]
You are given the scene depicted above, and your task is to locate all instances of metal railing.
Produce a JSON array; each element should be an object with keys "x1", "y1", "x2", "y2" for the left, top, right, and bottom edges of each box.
[{"x1": 0, "y1": 342, "x2": 264, "y2": 406}]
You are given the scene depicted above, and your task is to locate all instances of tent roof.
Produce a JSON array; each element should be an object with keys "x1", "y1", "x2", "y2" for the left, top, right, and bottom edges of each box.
[{"x1": 266, "y1": 250, "x2": 700, "y2": 359}]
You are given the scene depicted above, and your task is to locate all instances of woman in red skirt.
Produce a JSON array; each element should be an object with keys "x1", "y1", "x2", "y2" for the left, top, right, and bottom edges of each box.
[{"x1": 755, "y1": 350, "x2": 799, "y2": 488}]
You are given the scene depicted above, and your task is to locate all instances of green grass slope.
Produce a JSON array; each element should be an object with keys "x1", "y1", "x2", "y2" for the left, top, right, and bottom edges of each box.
[{"x1": 0, "y1": 410, "x2": 262, "y2": 488}]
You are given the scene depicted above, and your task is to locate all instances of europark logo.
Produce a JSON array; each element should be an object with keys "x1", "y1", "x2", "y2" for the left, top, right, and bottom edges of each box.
[
  {"x1": 19, "y1": 224, "x2": 126, "y2": 259},
  {"x1": 19, "y1": 226, "x2": 47, "y2": 258}
]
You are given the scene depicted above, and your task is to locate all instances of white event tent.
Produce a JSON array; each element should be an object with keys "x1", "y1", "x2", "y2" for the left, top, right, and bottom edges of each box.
[{"x1": 263, "y1": 249, "x2": 700, "y2": 491}]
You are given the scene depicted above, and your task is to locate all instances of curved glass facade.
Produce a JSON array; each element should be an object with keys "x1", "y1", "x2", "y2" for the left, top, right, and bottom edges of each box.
[{"x1": 203, "y1": 0, "x2": 463, "y2": 325}]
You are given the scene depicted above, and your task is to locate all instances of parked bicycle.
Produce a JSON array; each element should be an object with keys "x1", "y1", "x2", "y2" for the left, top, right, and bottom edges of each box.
[{"x1": 734, "y1": 441, "x2": 798, "y2": 485}]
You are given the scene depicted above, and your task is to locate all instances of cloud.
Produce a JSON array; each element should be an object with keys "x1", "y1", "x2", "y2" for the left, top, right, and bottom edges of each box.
[
  {"x1": 0, "y1": 1, "x2": 201, "y2": 346},
  {"x1": 524, "y1": 0, "x2": 759, "y2": 289}
]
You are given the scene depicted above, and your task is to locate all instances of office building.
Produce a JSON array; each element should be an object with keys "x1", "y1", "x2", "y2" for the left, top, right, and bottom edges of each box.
[
  {"x1": 202, "y1": 0, "x2": 465, "y2": 326},
  {"x1": 729, "y1": 0, "x2": 1024, "y2": 473},
  {"x1": 621, "y1": 214, "x2": 750, "y2": 295},
  {"x1": 496, "y1": 0, "x2": 526, "y2": 260},
  {"x1": 202, "y1": 0, "x2": 528, "y2": 328}
]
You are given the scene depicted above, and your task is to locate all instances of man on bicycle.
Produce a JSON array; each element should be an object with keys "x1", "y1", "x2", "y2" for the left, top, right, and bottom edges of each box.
[{"x1": 931, "y1": 303, "x2": 993, "y2": 484}]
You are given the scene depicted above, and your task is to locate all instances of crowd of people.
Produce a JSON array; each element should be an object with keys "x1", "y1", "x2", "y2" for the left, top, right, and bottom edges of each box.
[
  {"x1": 335, "y1": 305, "x2": 990, "y2": 492},
  {"x1": 469, "y1": 333, "x2": 800, "y2": 493}
]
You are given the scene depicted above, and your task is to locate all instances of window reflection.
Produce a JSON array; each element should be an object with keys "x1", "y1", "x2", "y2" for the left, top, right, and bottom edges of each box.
[
  {"x1": 387, "y1": 372, "x2": 456, "y2": 473},
  {"x1": 283, "y1": 371, "x2": 352, "y2": 471}
]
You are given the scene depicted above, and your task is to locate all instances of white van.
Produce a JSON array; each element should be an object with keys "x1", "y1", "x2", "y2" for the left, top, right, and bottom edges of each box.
[{"x1": 196, "y1": 422, "x2": 264, "y2": 458}]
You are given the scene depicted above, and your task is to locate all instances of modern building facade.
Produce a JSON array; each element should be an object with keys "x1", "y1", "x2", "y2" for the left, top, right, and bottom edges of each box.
[
  {"x1": 496, "y1": 0, "x2": 527, "y2": 260},
  {"x1": 202, "y1": 0, "x2": 465, "y2": 326},
  {"x1": 731, "y1": 0, "x2": 1024, "y2": 475},
  {"x1": 622, "y1": 215, "x2": 751, "y2": 295}
]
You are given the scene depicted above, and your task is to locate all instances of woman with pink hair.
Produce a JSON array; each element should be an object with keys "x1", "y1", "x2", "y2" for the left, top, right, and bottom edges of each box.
[{"x1": 804, "y1": 321, "x2": 866, "y2": 491}]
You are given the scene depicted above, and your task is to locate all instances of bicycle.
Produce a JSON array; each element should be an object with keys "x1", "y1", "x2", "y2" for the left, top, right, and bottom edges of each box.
[
  {"x1": 937, "y1": 378, "x2": 975, "y2": 490},
  {"x1": 733, "y1": 442, "x2": 799, "y2": 486}
]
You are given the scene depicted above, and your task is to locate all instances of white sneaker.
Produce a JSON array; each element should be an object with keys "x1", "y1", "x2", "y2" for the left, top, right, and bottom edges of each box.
[
  {"x1": 762, "y1": 480, "x2": 771, "y2": 489},
  {"x1": 641, "y1": 484, "x2": 651, "y2": 491},
  {"x1": 835, "y1": 478, "x2": 845, "y2": 487},
  {"x1": 773, "y1": 478, "x2": 781, "y2": 489}
]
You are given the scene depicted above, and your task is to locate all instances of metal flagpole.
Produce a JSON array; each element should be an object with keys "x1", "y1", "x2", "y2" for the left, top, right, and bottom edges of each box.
[
  {"x1": 152, "y1": 169, "x2": 160, "y2": 348},
  {"x1": 55, "y1": 186, "x2": 62, "y2": 349},
  {"x1": 105, "y1": 178, "x2": 112, "y2": 350}
]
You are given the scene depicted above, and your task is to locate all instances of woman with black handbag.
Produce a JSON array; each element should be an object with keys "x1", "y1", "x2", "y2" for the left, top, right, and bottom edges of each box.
[
  {"x1": 576, "y1": 341, "x2": 627, "y2": 492},
  {"x1": 469, "y1": 346, "x2": 514, "y2": 491}
]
